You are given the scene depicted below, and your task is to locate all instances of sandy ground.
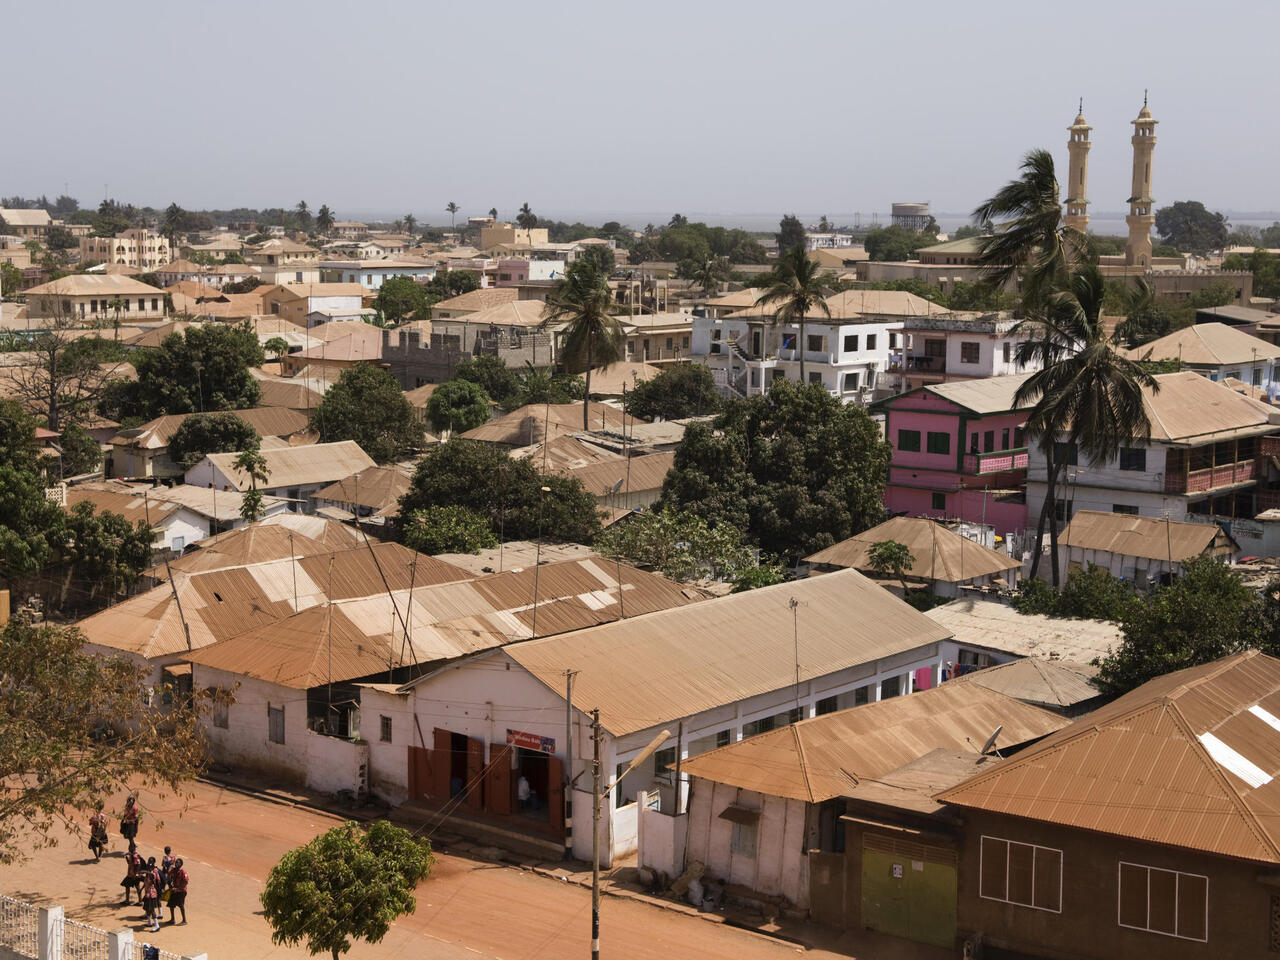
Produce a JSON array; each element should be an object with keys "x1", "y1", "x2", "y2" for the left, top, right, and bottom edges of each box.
[{"x1": 2, "y1": 781, "x2": 819, "y2": 960}]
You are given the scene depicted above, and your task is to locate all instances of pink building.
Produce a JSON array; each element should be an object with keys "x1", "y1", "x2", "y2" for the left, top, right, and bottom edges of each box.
[{"x1": 871, "y1": 374, "x2": 1033, "y2": 539}]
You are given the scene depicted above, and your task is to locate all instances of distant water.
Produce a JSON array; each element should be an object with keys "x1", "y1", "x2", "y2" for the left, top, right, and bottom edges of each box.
[{"x1": 348, "y1": 208, "x2": 1280, "y2": 236}]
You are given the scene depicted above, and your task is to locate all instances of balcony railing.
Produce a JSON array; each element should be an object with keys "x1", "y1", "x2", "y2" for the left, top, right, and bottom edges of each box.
[
  {"x1": 1165, "y1": 460, "x2": 1256, "y2": 494},
  {"x1": 962, "y1": 448, "x2": 1030, "y2": 475},
  {"x1": 889, "y1": 354, "x2": 946, "y2": 374}
]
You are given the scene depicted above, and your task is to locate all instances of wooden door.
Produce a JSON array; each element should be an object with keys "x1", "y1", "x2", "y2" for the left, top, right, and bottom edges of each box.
[
  {"x1": 465, "y1": 737, "x2": 486, "y2": 810},
  {"x1": 431, "y1": 728, "x2": 451, "y2": 800},
  {"x1": 408, "y1": 746, "x2": 431, "y2": 801},
  {"x1": 486, "y1": 745, "x2": 513, "y2": 816}
]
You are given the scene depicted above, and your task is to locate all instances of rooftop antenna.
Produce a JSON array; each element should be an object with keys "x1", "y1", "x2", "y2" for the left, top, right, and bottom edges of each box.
[
  {"x1": 790, "y1": 597, "x2": 802, "y2": 708},
  {"x1": 1143, "y1": 89, "x2": 1148, "y2": 108},
  {"x1": 1078, "y1": 97, "x2": 1083, "y2": 114},
  {"x1": 979, "y1": 724, "x2": 1004, "y2": 757}
]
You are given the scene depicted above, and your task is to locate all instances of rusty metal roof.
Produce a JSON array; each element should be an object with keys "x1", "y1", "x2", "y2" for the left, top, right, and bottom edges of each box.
[
  {"x1": 1059, "y1": 509, "x2": 1237, "y2": 563},
  {"x1": 1141, "y1": 371, "x2": 1279, "y2": 444},
  {"x1": 952, "y1": 657, "x2": 1102, "y2": 709},
  {"x1": 936, "y1": 651, "x2": 1280, "y2": 864},
  {"x1": 158, "y1": 524, "x2": 333, "y2": 575},
  {"x1": 925, "y1": 598, "x2": 1121, "y2": 663},
  {"x1": 312, "y1": 463, "x2": 413, "y2": 512},
  {"x1": 804, "y1": 516, "x2": 1021, "y2": 583},
  {"x1": 678, "y1": 682, "x2": 1067, "y2": 803},
  {"x1": 202, "y1": 440, "x2": 375, "y2": 491},
  {"x1": 502, "y1": 568, "x2": 955, "y2": 737},
  {"x1": 564, "y1": 451, "x2": 675, "y2": 497},
  {"x1": 461, "y1": 403, "x2": 629, "y2": 446}
]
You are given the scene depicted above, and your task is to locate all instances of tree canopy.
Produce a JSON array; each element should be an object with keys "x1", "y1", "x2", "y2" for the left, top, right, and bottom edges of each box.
[
  {"x1": 168, "y1": 412, "x2": 261, "y2": 470},
  {"x1": 312, "y1": 365, "x2": 424, "y2": 463},
  {"x1": 426, "y1": 379, "x2": 491, "y2": 435},
  {"x1": 106, "y1": 322, "x2": 264, "y2": 420},
  {"x1": 401, "y1": 504, "x2": 497, "y2": 555},
  {"x1": 659, "y1": 379, "x2": 890, "y2": 560},
  {"x1": 261, "y1": 820, "x2": 433, "y2": 960},
  {"x1": 0, "y1": 616, "x2": 212, "y2": 863},
  {"x1": 454, "y1": 355, "x2": 520, "y2": 407},
  {"x1": 594, "y1": 507, "x2": 754, "y2": 582},
  {"x1": 863, "y1": 225, "x2": 939, "y2": 262},
  {"x1": 541, "y1": 259, "x2": 624, "y2": 427},
  {"x1": 1155, "y1": 200, "x2": 1230, "y2": 255},
  {"x1": 399, "y1": 440, "x2": 601, "y2": 545},
  {"x1": 776, "y1": 214, "x2": 805, "y2": 253},
  {"x1": 374, "y1": 276, "x2": 429, "y2": 325},
  {"x1": 623, "y1": 364, "x2": 720, "y2": 421}
]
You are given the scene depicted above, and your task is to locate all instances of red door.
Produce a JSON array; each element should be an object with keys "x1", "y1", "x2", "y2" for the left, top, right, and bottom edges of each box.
[
  {"x1": 547, "y1": 756, "x2": 565, "y2": 832},
  {"x1": 465, "y1": 737, "x2": 486, "y2": 811},
  {"x1": 486, "y1": 745, "x2": 513, "y2": 816},
  {"x1": 407, "y1": 746, "x2": 431, "y2": 800},
  {"x1": 431, "y1": 728, "x2": 451, "y2": 800}
]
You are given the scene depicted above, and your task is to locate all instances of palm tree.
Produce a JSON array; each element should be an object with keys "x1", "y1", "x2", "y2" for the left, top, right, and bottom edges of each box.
[
  {"x1": 233, "y1": 448, "x2": 270, "y2": 523},
  {"x1": 404, "y1": 213, "x2": 417, "y2": 237},
  {"x1": 1013, "y1": 264, "x2": 1159, "y2": 585},
  {"x1": 488, "y1": 207, "x2": 498, "y2": 220},
  {"x1": 541, "y1": 259, "x2": 625, "y2": 429},
  {"x1": 316, "y1": 205, "x2": 335, "y2": 234},
  {"x1": 162, "y1": 203, "x2": 183, "y2": 251},
  {"x1": 516, "y1": 203, "x2": 537, "y2": 231},
  {"x1": 393, "y1": 219, "x2": 404, "y2": 234},
  {"x1": 108, "y1": 298, "x2": 125, "y2": 341},
  {"x1": 754, "y1": 245, "x2": 835, "y2": 384},
  {"x1": 295, "y1": 201, "x2": 311, "y2": 229},
  {"x1": 973, "y1": 149, "x2": 1088, "y2": 308},
  {"x1": 692, "y1": 257, "x2": 728, "y2": 297},
  {"x1": 445, "y1": 202, "x2": 459, "y2": 229}
]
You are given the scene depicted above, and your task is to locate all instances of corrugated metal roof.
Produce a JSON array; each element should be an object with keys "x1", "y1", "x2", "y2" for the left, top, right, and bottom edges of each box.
[
  {"x1": 924, "y1": 598, "x2": 1121, "y2": 663},
  {"x1": 679, "y1": 683, "x2": 1067, "y2": 802},
  {"x1": 1141, "y1": 371, "x2": 1278, "y2": 443},
  {"x1": 565, "y1": 451, "x2": 675, "y2": 496},
  {"x1": 110, "y1": 407, "x2": 309, "y2": 449},
  {"x1": 1125, "y1": 322, "x2": 1280, "y2": 365},
  {"x1": 923, "y1": 372, "x2": 1036, "y2": 414},
  {"x1": 1059, "y1": 510, "x2": 1236, "y2": 563},
  {"x1": 432, "y1": 541, "x2": 600, "y2": 577},
  {"x1": 159, "y1": 524, "x2": 332, "y2": 575},
  {"x1": 953, "y1": 657, "x2": 1101, "y2": 709},
  {"x1": 936, "y1": 651, "x2": 1280, "y2": 864},
  {"x1": 804, "y1": 516, "x2": 1021, "y2": 583},
  {"x1": 312, "y1": 464, "x2": 413, "y2": 512},
  {"x1": 195, "y1": 514, "x2": 364, "y2": 552},
  {"x1": 201, "y1": 441, "x2": 375, "y2": 491},
  {"x1": 511, "y1": 435, "x2": 622, "y2": 474},
  {"x1": 501, "y1": 568, "x2": 954, "y2": 736},
  {"x1": 461, "y1": 403, "x2": 629, "y2": 446},
  {"x1": 727, "y1": 288, "x2": 947, "y2": 321}
]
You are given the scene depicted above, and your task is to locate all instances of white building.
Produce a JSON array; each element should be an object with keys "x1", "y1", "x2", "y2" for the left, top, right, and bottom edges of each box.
[
  {"x1": 358, "y1": 568, "x2": 1020, "y2": 867},
  {"x1": 185, "y1": 440, "x2": 376, "y2": 510},
  {"x1": 888, "y1": 311, "x2": 1042, "y2": 395},
  {"x1": 1125, "y1": 322, "x2": 1280, "y2": 398},
  {"x1": 691, "y1": 289, "x2": 949, "y2": 404},
  {"x1": 318, "y1": 259, "x2": 436, "y2": 291},
  {"x1": 1025, "y1": 371, "x2": 1280, "y2": 527},
  {"x1": 1057, "y1": 509, "x2": 1239, "y2": 586}
]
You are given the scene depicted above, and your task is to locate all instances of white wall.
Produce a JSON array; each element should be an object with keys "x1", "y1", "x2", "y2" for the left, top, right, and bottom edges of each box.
[
  {"x1": 192, "y1": 664, "x2": 308, "y2": 781},
  {"x1": 157, "y1": 510, "x2": 209, "y2": 552},
  {"x1": 361, "y1": 687, "x2": 417, "y2": 803},
  {"x1": 637, "y1": 792, "x2": 687, "y2": 880},
  {"x1": 305, "y1": 732, "x2": 370, "y2": 796},
  {"x1": 683, "y1": 780, "x2": 810, "y2": 908}
]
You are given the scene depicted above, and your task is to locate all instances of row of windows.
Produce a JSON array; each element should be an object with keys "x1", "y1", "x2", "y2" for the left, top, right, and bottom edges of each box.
[
  {"x1": 1055, "y1": 441, "x2": 1147, "y2": 472},
  {"x1": 898, "y1": 429, "x2": 951, "y2": 455},
  {"x1": 969, "y1": 428, "x2": 1025, "y2": 454},
  {"x1": 980, "y1": 837, "x2": 1207, "y2": 942}
]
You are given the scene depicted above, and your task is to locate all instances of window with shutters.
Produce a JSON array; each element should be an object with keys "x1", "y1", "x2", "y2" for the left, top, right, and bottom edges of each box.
[
  {"x1": 897, "y1": 429, "x2": 921, "y2": 452},
  {"x1": 1118, "y1": 862, "x2": 1207, "y2": 941},
  {"x1": 926, "y1": 431, "x2": 950, "y2": 455},
  {"x1": 1119, "y1": 447, "x2": 1147, "y2": 471},
  {"x1": 980, "y1": 836, "x2": 1062, "y2": 912},
  {"x1": 268, "y1": 704, "x2": 285, "y2": 744},
  {"x1": 960, "y1": 341, "x2": 980, "y2": 364}
]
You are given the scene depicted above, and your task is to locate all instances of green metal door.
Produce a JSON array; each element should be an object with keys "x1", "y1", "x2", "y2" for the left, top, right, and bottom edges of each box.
[{"x1": 860, "y1": 833, "x2": 957, "y2": 948}]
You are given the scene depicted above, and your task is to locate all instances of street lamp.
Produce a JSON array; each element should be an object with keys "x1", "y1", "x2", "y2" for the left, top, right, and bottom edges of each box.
[
  {"x1": 192, "y1": 360, "x2": 204, "y2": 413},
  {"x1": 590, "y1": 717, "x2": 670, "y2": 960}
]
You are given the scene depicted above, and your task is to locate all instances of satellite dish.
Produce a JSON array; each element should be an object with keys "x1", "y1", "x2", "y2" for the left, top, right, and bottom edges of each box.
[
  {"x1": 980, "y1": 725, "x2": 1003, "y2": 756},
  {"x1": 609, "y1": 477, "x2": 624, "y2": 494}
]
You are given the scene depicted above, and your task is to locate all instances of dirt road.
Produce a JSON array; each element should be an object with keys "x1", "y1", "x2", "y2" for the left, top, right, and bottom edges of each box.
[{"x1": 3, "y1": 781, "x2": 815, "y2": 960}]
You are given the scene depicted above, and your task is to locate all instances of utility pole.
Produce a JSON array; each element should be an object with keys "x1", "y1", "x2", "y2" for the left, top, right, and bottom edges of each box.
[{"x1": 591, "y1": 708, "x2": 602, "y2": 960}]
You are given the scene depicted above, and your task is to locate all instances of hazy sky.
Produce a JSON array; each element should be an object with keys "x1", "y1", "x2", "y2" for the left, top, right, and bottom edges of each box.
[{"x1": 10, "y1": 0, "x2": 1278, "y2": 227}]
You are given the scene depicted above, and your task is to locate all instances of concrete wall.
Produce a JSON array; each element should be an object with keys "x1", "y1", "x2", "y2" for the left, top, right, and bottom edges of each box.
[
  {"x1": 683, "y1": 780, "x2": 811, "y2": 908},
  {"x1": 637, "y1": 792, "x2": 688, "y2": 880},
  {"x1": 304, "y1": 731, "x2": 370, "y2": 796},
  {"x1": 360, "y1": 687, "x2": 416, "y2": 803},
  {"x1": 191, "y1": 665, "x2": 308, "y2": 782}
]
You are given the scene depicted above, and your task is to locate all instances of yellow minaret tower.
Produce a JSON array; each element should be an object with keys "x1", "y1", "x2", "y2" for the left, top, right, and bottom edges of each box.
[
  {"x1": 1125, "y1": 92, "x2": 1158, "y2": 267},
  {"x1": 1064, "y1": 99, "x2": 1091, "y2": 234}
]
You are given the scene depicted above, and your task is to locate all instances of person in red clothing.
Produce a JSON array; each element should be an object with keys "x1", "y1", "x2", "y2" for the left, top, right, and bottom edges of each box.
[
  {"x1": 88, "y1": 807, "x2": 108, "y2": 861},
  {"x1": 119, "y1": 797, "x2": 140, "y2": 845},
  {"x1": 141, "y1": 858, "x2": 161, "y2": 932},
  {"x1": 120, "y1": 849, "x2": 143, "y2": 905},
  {"x1": 166, "y1": 858, "x2": 188, "y2": 925}
]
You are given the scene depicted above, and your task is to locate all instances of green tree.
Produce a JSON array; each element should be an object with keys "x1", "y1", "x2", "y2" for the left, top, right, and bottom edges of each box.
[
  {"x1": 660, "y1": 379, "x2": 890, "y2": 560},
  {"x1": 595, "y1": 507, "x2": 754, "y2": 581},
  {"x1": 403, "y1": 213, "x2": 417, "y2": 237},
  {"x1": 951, "y1": 224, "x2": 984, "y2": 241},
  {"x1": 56, "y1": 423, "x2": 102, "y2": 477},
  {"x1": 507, "y1": 365, "x2": 584, "y2": 407},
  {"x1": 541, "y1": 259, "x2": 625, "y2": 428},
  {"x1": 53, "y1": 501, "x2": 153, "y2": 612},
  {"x1": 730, "y1": 565, "x2": 787, "y2": 593},
  {"x1": 516, "y1": 203, "x2": 537, "y2": 230},
  {"x1": 109, "y1": 322, "x2": 264, "y2": 419},
  {"x1": 223, "y1": 275, "x2": 262, "y2": 295},
  {"x1": 264, "y1": 335, "x2": 290, "y2": 363},
  {"x1": 755, "y1": 245, "x2": 835, "y2": 382},
  {"x1": 454, "y1": 355, "x2": 520, "y2": 407},
  {"x1": 374, "y1": 275, "x2": 429, "y2": 325},
  {"x1": 0, "y1": 400, "x2": 42, "y2": 474},
  {"x1": 623, "y1": 363, "x2": 720, "y2": 420},
  {"x1": 1098, "y1": 557, "x2": 1265, "y2": 695},
  {"x1": 261, "y1": 820, "x2": 433, "y2": 960},
  {"x1": 863, "y1": 225, "x2": 937, "y2": 262},
  {"x1": 233, "y1": 448, "x2": 270, "y2": 522},
  {"x1": 577, "y1": 244, "x2": 616, "y2": 277},
  {"x1": 1155, "y1": 201, "x2": 1229, "y2": 255},
  {"x1": 426, "y1": 379, "x2": 491, "y2": 435},
  {"x1": 445, "y1": 202, "x2": 459, "y2": 229},
  {"x1": 776, "y1": 214, "x2": 805, "y2": 253},
  {"x1": 401, "y1": 505, "x2": 498, "y2": 554},
  {"x1": 423, "y1": 268, "x2": 480, "y2": 302},
  {"x1": 295, "y1": 200, "x2": 312, "y2": 230},
  {"x1": 973, "y1": 148, "x2": 1084, "y2": 308},
  {"x1": 161, "y1": 203, "x2": 184, "y2": 251},
  {"x1": 0, "y1": 261, "x2": 21, "y2": 296},
  {"x1": 867, "y1": 540, "x2": 914, "y2": 594},
  {"x1": 4, "y1": 323, "x2": 122, "y2": 431},
  {"x1": 312, "y1": 365, "x2": 424, "y2": 463},
  {"x1": 44, "y1": 226, "x2": 77, "y2": 251},
  {"x1": 168, "y1": 412, "x2": 261, "y2": 470},
  {"x1": 399, "y1": 440, "x2": 601, "y2": 544},
  {"x1": 683, "y1": 256, "x2": 731, "y2": 294},
  {"x1": 316, "y1": 204, "x2": 335, "y2": 233},
  {"x1": 0, "y1": 615, "x2": 214, "y2": 863},
  {"x1": 1011, "y1": 566, "x2": 1138, "y2": 623},
  {"x1": 0, "y1": 465, "x2": 65, "y2": 587},
  {"x1": 1013, "y1": 265, "x2": 1158, "y2": 585}
]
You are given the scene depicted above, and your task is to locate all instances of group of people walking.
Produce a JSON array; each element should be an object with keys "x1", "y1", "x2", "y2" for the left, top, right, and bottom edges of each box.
[{"x1": 89, "y1": 797, "x2": 190, "y2": 932}]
